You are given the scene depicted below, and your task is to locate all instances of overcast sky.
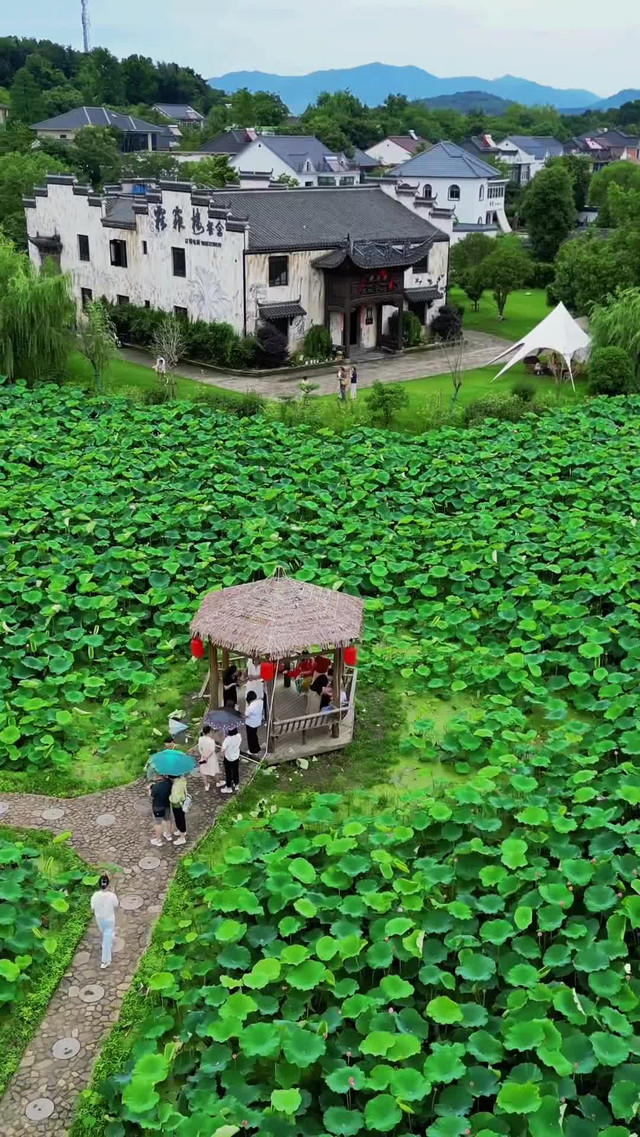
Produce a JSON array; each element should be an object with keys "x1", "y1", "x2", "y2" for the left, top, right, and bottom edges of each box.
[{"x1": 3, "y1": 0, "x2": 639, "y2": 97}]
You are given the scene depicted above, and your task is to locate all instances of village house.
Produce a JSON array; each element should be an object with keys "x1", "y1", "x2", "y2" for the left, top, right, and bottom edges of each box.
[
  {"x1": 499, "y1": 135, "x2": 564, "y2": 182},
  {"x1": 226, "y1": 134, "x2": 364, "y2": 186},
  {"x1": 189, "y1": 128, "x2": 257, "y2": 160},
  {"x1": 31, "y1": 106, "x2": 176, "y2": 151},
  {"x1": 365, "y1": 132, "x2": 425, "y2": 168},
  {"x1": 383, "y1": 140, "x2": 510, "y2": 241},
  {"x1": 152, "y1": 103, "x2": 204, "y2": 129},
  {"x1": 564, "y1": 128, "x2": 640, "y2": 171},
  {"x1": 24, "y1": 176, "x2": 450, "y2": 359}
]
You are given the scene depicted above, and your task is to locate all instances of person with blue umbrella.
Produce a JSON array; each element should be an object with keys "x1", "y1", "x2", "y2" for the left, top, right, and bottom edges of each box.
[{"x1": 147, "y1": 741, "x2": 196, "y2": 846}]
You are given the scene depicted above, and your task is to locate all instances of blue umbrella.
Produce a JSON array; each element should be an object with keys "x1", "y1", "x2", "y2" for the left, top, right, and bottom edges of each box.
[{"x1": 148, "y1": 749, "x2": 197, "y2": 776}]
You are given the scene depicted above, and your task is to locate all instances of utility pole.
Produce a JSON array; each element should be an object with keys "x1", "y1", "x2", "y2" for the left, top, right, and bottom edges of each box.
[{"x1": 81, "y1": 0, "x2": 90, "y2": 52}]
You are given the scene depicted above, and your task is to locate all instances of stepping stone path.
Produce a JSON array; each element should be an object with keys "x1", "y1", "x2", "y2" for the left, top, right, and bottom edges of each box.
[{"x1": 0, "y1": 763, "x2": 252, "y2": 1134}]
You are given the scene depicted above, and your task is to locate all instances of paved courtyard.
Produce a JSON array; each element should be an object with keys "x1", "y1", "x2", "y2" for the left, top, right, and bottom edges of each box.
[{"x1": 121, "y1": 330, "x2": 513, "y2": 399}]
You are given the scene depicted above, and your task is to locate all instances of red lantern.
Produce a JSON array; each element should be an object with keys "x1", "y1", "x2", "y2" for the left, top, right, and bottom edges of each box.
[
  {"x1": 344, "y1": 645, "x2": 357, "y2": 667},
  {"x1": 190, "y1": 637, "x2": 204, "y2": 659},
  {"x1": 260, "y1": 661, "x2": 275, "y2": 682}
]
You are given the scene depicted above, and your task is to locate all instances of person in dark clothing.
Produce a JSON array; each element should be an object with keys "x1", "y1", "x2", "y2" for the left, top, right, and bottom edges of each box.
[
  {"x1": 221, "y1": 726, "x2": 241, "y2": 792},
  {"x1": 222, "y1": 664, "x2": 240, "y2": 708},
  {"x1": 309, "y1": 673, "x2": 329, "y2": 698},
  {"x1": 148, "y1": 774, "x2": 172, "y2": 845}
]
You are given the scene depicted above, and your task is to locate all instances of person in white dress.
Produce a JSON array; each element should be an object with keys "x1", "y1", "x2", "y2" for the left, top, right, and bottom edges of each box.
[
  {"x1": 197, "y1": 724, "x2": 219, "y2": 791},
  {"x1": 90, "y1": 874, "x2": 119, "y2": 969},
  {"x1": 245, "y1": 658, "x2": 264, "y2": 700}
]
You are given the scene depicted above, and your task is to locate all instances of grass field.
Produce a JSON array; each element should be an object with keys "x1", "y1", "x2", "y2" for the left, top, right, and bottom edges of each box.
[{"x1": 450, "y1": 285, "x2": 551, "y2": 343}]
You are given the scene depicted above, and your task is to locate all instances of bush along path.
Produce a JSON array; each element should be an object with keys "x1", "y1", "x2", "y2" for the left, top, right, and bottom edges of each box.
[{"x1": 0, "y1": 764, "x2": 252, "y2": 1135}]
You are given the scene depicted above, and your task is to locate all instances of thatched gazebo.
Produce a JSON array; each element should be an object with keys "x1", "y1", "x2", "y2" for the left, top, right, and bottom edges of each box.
[{"x1": 190, "y1": 571, "x2": 364, "y2": 761}]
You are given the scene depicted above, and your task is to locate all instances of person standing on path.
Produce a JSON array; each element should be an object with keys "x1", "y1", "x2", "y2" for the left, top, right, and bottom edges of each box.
[
  {"x1": 90, "y1": 874, "x2": 119, "y2": 970},
  {"x1": 220, "y1": 726, "x2": 241, "y2": 793},
  {"x1": 148, "y1": 773, "x2": 173, "y2": 845},
  {"x1": 197, "y1": 724, "x2": 219, "y2": 791},
  {"x1": 169, "y1": 774, "x2": 189, "y2": 845},
  {"x1": 337, "y1": 364, "x2": 348, "y2": 402},
  {"x1": 350, "y1": 365, "x2": 358, "y2": 400},
  {"x1": 244, "y1": 690, "x2": 263, "y2": 757}
]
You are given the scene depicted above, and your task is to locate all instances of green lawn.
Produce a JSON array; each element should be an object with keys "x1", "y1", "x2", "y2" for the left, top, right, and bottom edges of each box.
[
  {"x1": 450, "y1": 285, "x2": 551, "y2": 343},
  {"x1": 66, "y1": 352, "x2": 241, "y2": 403}
]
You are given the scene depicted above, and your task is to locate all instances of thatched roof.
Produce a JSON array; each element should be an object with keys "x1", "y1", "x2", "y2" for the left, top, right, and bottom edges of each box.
[{"x1": 190, "y1": 574, "x2": 363, "y2": 658}]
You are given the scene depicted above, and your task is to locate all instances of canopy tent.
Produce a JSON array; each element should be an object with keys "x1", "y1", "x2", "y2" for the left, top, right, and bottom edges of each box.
[{"x1": 489, "y1": 302, "x2": 590, "y2": 391}]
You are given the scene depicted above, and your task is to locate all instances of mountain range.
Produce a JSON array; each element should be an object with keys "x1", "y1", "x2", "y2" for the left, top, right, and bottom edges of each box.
[{"x1": 208, "y1": 62, "x2": 638, "y2": 115}]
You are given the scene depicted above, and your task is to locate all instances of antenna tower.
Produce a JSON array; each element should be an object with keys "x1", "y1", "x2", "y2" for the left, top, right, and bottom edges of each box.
[{"x1": 81, "y1": 0, "x2": 91, "y2": 52}]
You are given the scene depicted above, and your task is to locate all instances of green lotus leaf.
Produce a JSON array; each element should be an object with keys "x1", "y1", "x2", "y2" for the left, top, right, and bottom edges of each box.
[
  {"x1": 426, "y1": 996, "x2": 463, "y2": 1024},
  {"x1": 388, "y1": 1034, "x2": 421, "y2": 1060},
  {"x1": 288, "y1": 857, "x2": 316, "y2": 884},
  {"x1": 480, "y1": 919, "x2": 512, "y2": 945},
  {"x1": 380, "y1": 974, "x2": 414, "y2": 1000},
  {"x1": 147, "y1": 971, "x2": 176, "y2": 992},
  {"x1": 271, "y1": 1088, "x2": 301, "y2": 1115},
  {"x1": 215, "y1": 919, "x2": 246, "y2": 944},
  {"x1": 609, "y1": 1080, "x2": 640, "y2": 1122},
  {"x1": 240, "y1": 1022, "x2": 281, "y2": 1058},
  {"x1": 514, "y1": 906, "x2": 533, "y2": 930},
  {"x1": 323, "y1": 1106, "x2": 364, "y2": 1135},
  {"x1": 122, "y1": 1077, "x2": 160, "y2": 1113},
  {"x1": 423, "y1": 1042, "x2": 466, "y2": 1084},
  {"x1": 590, "y1": 1032, "x2": 630, "y2": 1067},
  {"x1": 467, "y1": 1029, "x2": 503, "y2": 1063},
  {"x1": 504, "y1": 1020, "x2": 545, "y2": 1051},
  {"x1": 360, "y1": 1031, "x2": 396, "y2": 1057},
  {"x1": 244, "y1": 957, "x2": 281, "y2": 989},
  {"x1": 505, "y1": 962, "x2": 540, "y2": 988},
  {"x1": 456, "y1": 951, "x2": 496, "y2": 982},
  {"x1": 367, "y1": 941, "x2": 394, "y2": 968},
  {"x1": 325, "y1": 1066, "x2": 367, "y2": 1093},
  {"x1": 384, "y1": 917, "x2": 413, "y2": 936},
  {"x1": 287, "y1": 960, "x2": 326, "y2": 990},
  {"x1": 220, "y1": 992, "x2": 257, "y2": 1020},
  {"x1": 560, "y1": 857, "x2": 595, "y2": 886},
  {"x1": 584, "y1": 885, "x2": 617, "y2": 912},
  {"x1": 574, "y1": 943, "x2": 610, "y2": 972},
  {"x1": 500, "y1": 838, "x2": 528, "y2": 869},
  {"x1": 389, "y1": 1067, "x2": 430, "y2": 1101},
  {"x1": 364, "y1": 1094, "x2": 402, "y2": 1132},
  {"x1": 426, "y1": 1121, "x2": 470, "y2": 1137},
  {"x1": 496, "y1": 1081, "x2": 541, "y2": 1114}
]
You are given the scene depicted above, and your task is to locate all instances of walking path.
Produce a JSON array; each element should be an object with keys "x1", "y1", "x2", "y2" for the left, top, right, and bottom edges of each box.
[
  {"x1": 121, "y1": 330, "x2": 513, "y2": 399},
  {"x1": 0, "y1": 765, "x2": 251, "y2": 1135}
]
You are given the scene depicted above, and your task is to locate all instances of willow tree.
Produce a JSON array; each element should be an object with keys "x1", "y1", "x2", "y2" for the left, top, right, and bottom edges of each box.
[
  {"x1": 0, "y1": 238, "x2": 75, "y2": 387},
  {"x1": 77, "y1": 300, "x2": 118, "y2": 393},
  {"x1": 590, "y1": 288, "x2": 640, "y2": 384}
]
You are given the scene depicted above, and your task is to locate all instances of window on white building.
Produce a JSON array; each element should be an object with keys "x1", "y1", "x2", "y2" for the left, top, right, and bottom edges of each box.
[
  {"x1": 479, "y1": 185, "x2": 485, "y2": 200},
  {"x1": 424, "y1": 184, "x2": 433, "y2": 198},
  {"x1": 172, "y1": 247, "x2": 186, "y2": 277},
  {"x1": 318, "y1": 176, "x2": 336, "y2": 186},
  {"x1": 174, "y1": 306, "x2": 188, "y2": 319},
  {"x1": 78, "y1": 234, "x2": 90, "y2": 261},
  {"x1": 109, "y1": 239, "x2": 127, "y2": 268},
  {"x1": 142, "y1": 240, "x2": 148, "y2": 254},
  {"x1": 269, "y1": 255, "x2": 289, "y2": 287},
  {"x1": 448, "y1": 184, "x2": 461, "y2": 200},
  {"x1": 81, "y1": 287, "x2": 92, "y2": 308},
  {"x1": 116, "y1": 294, "x2": 129, "y2": 305},
  {"x1": 339, "y1": 177, "x2": 355, "y2": 185}
]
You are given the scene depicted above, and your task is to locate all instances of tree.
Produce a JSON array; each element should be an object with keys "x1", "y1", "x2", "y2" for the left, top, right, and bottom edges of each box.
[
  {"x1": 252, "y1": 90, "x2": 288, "y2": 126},
  {"x1": 255, "y1": 321, "x2": 288, "y2": 367},
  {"x1": 589, "y1": 289, "x2": 640, "y2": 381},
  {"x1": 450, "y1": 231, "x2": 495, "y2": 279},
  {"x1": 366, "y1": 380, "x2": 408, "y2": 428},
  {"x1": 0, "y1": 149, "x2": 70, "y2": 247},
  {"x1": 589, "y1": 161, "x2": 640, "y2": 219},
  {"x1": 460, "y1": 265, "x2": 486, "y2": 311},
  {"x1": 482, "y1": 240, "x2": 532, "y2": 317},
  {"x1": 588, "y1": 346, "x2": 635, "y2": 396},
  {"x1": 69, "y1": 127, "x2": 122, "y2": 189},
  {"x1": 0, "y1": 236, "x2": 75, "y2": 385},
  {"x1": 274, "y1": 172, "x2": 299, "y2": 188},
  {"x1": 179, "y1": 156, "x2": 237, "y2": 187},
  {"x1": 550, "y1": 233, "x2": 635, "y2": 314},
  {"x1": 522, "y1": 163, "x2": 575, "y2": 262},
  {"x1": 151, "y1": 315, "x2": 186, "y2": 400},
  {"x1": 120, "y1": 54, "x2": 159, "y2": 105},
  {"x1": 430, "y1": 304, "x2": 462, "y2": 341},
  {"x1": 77, "y1": 300, "x2": 118, "y2": 393},
  {"x1": 547, "y1": 154, "x2": 591, "y2": 212},
  {"x1": 122, "y1": 151, "x2": 180, "y2": 181},
  {"x1": 76, "y1": 47, "x2": 124, "y2": 105}
]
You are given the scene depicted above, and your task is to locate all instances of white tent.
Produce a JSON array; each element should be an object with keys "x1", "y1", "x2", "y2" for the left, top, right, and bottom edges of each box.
[{"x1": 489, "y1": 302, "x2": 590, "y2": 391}]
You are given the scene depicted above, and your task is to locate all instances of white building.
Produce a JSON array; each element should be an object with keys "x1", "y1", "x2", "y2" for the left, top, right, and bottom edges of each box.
[
  {"x1": 385, "y1": 140, "x2": 510, "y2": 242},
  {"x1": 499, "y1": 135, "x2": 564, "y2": 184},
  {"x1": 365, "y1": 133, "x2": 425, "y2": 168},
  {"x1": 30, "y1": 106, "x2": 174, "y2": 151},
  {"x1": 228, "y1": 135, "x2": 360, "y2": 187},
  {"x1": 24, "y1": 176, "x2": 450, "y2": 358}
]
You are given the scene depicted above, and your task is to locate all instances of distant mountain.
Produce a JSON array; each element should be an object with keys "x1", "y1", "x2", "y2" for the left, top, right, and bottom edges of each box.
[
  {"x1": 588, "y1": 88, "x2": 640, "y2": 110},
  {"x1": 208, "y1": 62, "x2": 598, "y2": 113},
  {"x1": 420, "y1": 91, "x2": 513, "y2": 115}
]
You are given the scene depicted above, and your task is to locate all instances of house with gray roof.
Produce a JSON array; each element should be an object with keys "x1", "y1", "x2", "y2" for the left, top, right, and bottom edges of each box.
[
  {"x1": 153, "y1": 103, "x2": 204, "y2": 126},
  {"x1": 24, "y1": 178, "x2": 450, "y2": 359},
  {"x1": 227, "y1": 134, "x2": 362, "y2": 187},
  {"x1": 365, "y1": 133, "x2": 425, "y2": 168},
  {"x1": 31, "y1": 106, "x2": 172, "y2": 152},
  {"x1": 498, "y1": 135, "x2": 564, "y2": 183},
  {"x1": 385, "y1": 140, "x2": 510, "y2": 238}
]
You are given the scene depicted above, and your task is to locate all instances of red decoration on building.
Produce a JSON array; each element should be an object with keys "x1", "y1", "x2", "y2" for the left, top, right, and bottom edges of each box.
[
  {"x1": 260, "y1": 661, "x2": 276, "y2": 682},
  {"x1": 190, "y1": 637, "x2": 204, "y2": 659},
  {"x1": 344, "y1": 646, "x2": 358, "y2": 667}
]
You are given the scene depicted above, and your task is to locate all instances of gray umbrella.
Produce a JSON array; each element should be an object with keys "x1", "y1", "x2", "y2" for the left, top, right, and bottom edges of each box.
[{"x1": 204, "y1": 707, "x2": 243, "y2": 734}]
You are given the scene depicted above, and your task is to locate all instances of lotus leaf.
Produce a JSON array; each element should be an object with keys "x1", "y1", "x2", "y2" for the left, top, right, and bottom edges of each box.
[
  {"x1": 426, "y1": 996, "x2": 463, "y2": 1024},
  {"x1": 496, "y1": 1081, "x2": 541, "y2": 1114},
  {"x1": 364, "y1": 1094, "x2": 402, "y2": 1132},
  {"x1": 323, "y1": 1106, "x2": 365, "y2": 1135}
]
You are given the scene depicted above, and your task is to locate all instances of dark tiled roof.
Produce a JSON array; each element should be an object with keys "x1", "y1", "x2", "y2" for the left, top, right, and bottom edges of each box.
[
  {"x1": 405, "y1": 286, "x2": 442, "y2": 301},
  {"x1": 453, "y1": 222, "x2": 499, "y2": 232},
  {"x1": 208, "y1": 186, "x2": 447, "y2": 252},
  {"x1": 579, "y1": 128, "x2": 640, "y2": 148},
  {"x1": 153, "y1": 103, "x2": 204, "y2": 122},
  {"x1": 102, "y1": 197, "x2": 136, "y2": 228},
  {"x1": 260, "y1": 301, "x2": 306, "y2": 319},
  {"x1": 391, "y1": 141, "x2": 502, "y2": 180},
  {"x1": 31, "y1": 106, "x2": 163, "y2": 133},
  {"x1": 246, "y1": 135, "x2": 355, "y2": 174},
  {"x1": 313, "y1": 236, "x2": 437, "y2": 270},
  {"x1": 197, "y1": 129, "x2": 254, "y2": 155},
  {"x1": 351, "y1": 147, "x2": 378, "y2": 168},
  {"x1": 387, "y1": 135, "x2": 424, "y2": 154},
  {"x1": 503, "y1": 135, "x2": 564, "y2": 160}
]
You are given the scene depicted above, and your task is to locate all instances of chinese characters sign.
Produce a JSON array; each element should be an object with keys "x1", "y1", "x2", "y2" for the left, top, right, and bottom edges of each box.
[
  {"x1": 352, "y1": 269, "x2": 402, "y2": 298},
  {"x1": 152, "y1": 202, "x2": 226, "y2": 243}
]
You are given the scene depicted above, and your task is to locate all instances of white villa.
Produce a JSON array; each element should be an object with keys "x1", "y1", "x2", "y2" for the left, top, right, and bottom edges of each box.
[
  {"x1": 365, "y1": 133, "x2": 425, "y2": 167},
  {"x1": 24, "y1": 175, "x2": 451, "y2": 359},
  {"x1": 385, "y1": 140, "x2": 510, "y2": 242}
]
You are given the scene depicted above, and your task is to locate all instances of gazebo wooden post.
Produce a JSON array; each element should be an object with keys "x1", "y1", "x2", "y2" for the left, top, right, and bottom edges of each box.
[
  {"x1": 221, "y1": 648, "x2": 229, "y2": 672},
  {"x1": 208, "y1": 641, "x2": 219, "y2": 709},
  {"x1": 332, "y1": 646, "x2": 344, "y2": 738},
  {"x1": 265, "y1": 661, "x2": 276, "y2": 754}
]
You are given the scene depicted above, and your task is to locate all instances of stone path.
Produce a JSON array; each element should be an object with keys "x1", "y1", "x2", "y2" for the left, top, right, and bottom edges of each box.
[
  {"x1": 0, "y1": 763, "x2": 252, "y2": 1135},
  {"x1": 121, "y1": 330, "x2": 513, "y2": 399}
]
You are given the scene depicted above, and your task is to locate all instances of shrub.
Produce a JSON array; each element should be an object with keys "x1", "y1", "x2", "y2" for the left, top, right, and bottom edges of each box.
[
  {"x1": 511, "y1": 378, "x2": 536, "y2": 403},
  {"x1": 430, "y1": 303, "x2": 462, "y2": 341},
  {"x1": 235, "y1": 390, "x2": 266, "y2": 417},
  {"x1": 228, "y1": 335, "x2": 258, "y2": 369},
  {"x1": 462, "y1": 393, "x2": 527, "y2": 426},
  {"x1": 255, "y1": 322, "x2": 289, "y2": 368},
  {"x1": 387, "y1": 309, "x2": 423, "y2": 347},
  {"x1": 526, "y1": 260, "x2": 555, "y2": 288},
  {"x1": 303, "y1": 323, "x2": 332, "y2": 360},
  {"x1": 366, "y1": 379, "x2": 409, "y2": 428},
  {"x1": 588, "y1": 346, "x2": 635, "y2": 396}
]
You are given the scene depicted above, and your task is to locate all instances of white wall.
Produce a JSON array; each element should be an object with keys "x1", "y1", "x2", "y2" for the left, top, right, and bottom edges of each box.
[
  {"x1": 230, "y1": 139, "x2": 315, "y2": 186},
  {"x1": 365, "y1": 139, "x2": 413, "y2": 166},
  {"x1": 25, "y1": 181, "x2": 246, "y2": 329},
  {"x1": 245, "y1": 249, "x2": 332, "y2": 350}
]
